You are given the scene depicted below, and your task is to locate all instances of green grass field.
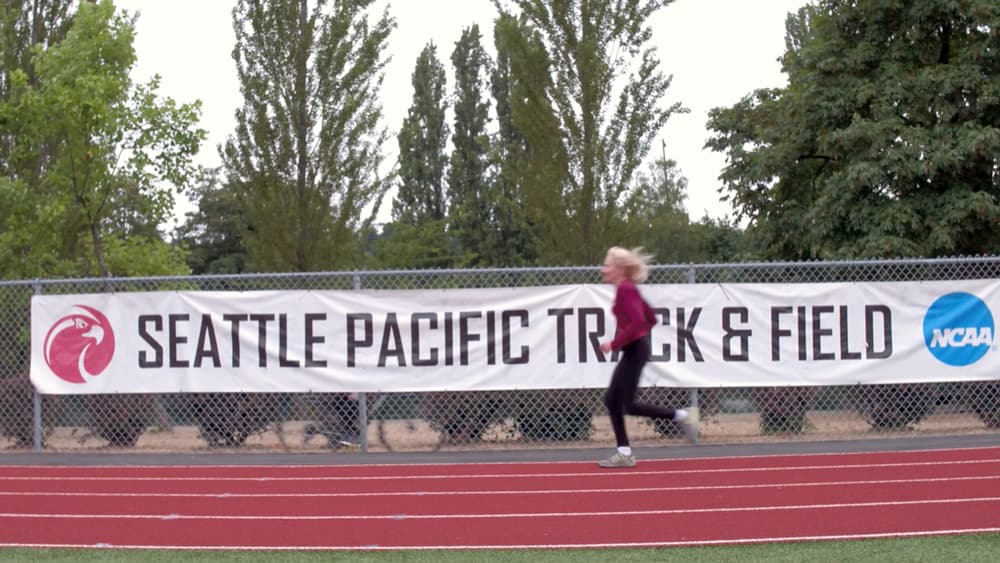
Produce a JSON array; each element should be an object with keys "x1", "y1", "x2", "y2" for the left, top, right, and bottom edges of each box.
[{"x1": 1, "y1": 534, "x2": 999, "y2": 563}]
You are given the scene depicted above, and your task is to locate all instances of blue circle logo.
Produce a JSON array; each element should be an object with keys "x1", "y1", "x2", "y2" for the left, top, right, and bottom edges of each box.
[{"x1": 923, "y1": 293, "x2": 994, "y2": 366}]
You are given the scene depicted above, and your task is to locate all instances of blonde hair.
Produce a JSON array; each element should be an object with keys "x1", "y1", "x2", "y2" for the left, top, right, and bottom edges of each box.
[{"x1": 605, "y1": 246, "x2": 653, "y2": 283}]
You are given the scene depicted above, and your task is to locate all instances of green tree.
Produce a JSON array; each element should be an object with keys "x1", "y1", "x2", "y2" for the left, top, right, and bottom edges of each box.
[
  {"x1": 224, "y1": 0, "x2": 394, "y2": 272},
  {"x1": 0, "y1": 0, "x2": 73, "y2": 176},
  {"x1": 0, "y1": 1, "x2": 75, "y2": 384},
  {"x1": 494, "y1": 0, "x2": 685, "y2": 265},
  {"x1": 174, "y1": 167, "x2": 249, "y2": 275},
  {"x1": 448, "y1": 25, "x2": 496, "y2": 267},
  {"x1": 707, "y1": 1, "x2": 1000, "y2": 259},
  {"x1": 690, "y1": 214, "x2": 758, "y2": 264},
  {"x1": 624, "y1": 153, "x2": 757, "y2": 264},
  {"x1": 393, "y1": 41, "x2": 449, "y2": 225},
  {"x1": 0, "y1": 0, "x2": 202, "y2": 279},
  {"x1": 375, "y1": 41, "x2": 452, "y2": 269},
  {"x1": 490, "y1": 13, "x2": 563, "y2": 266},
  {"x1": 369, "y1": 220, "x2": 454, "y2": 269},
  {"x1": 625, "y1": 152, "x2": 699, "y2": 264},
  {"x1": 2, "y1": 0, "x2": 80, "y2": 278},
  {"x1": 0, "y1": 0, "x2": 73, "y2": 88}
]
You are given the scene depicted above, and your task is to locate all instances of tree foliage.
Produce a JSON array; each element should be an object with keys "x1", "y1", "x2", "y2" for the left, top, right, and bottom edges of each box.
[
  {"x1": 0, "y1": 0, "x2": 202, "y2": 279},
  {"x1": 625, "y1": 152, "x2": 697, "y2": 263},
  {"x1": 490, "y1": 13, "x2": 563, "y2": 266},
  {"x1": 374, "y1": 41, "x2": 455, "y2": 269},
  {"x1": 494, "y1": 0, "x2": 684, "y2": 265},
  {"x1": 174, "y1": 167, "x2": 249, "y2": 275},
  {"x1": 623, "y1": 152, "x2": 756, "y2": 264},
  {"x1": 393, "y1": 41, "x2": 449, "y2": 225},
  {"x1": 448, "y1": 25, "x2": 497, "y2": 267},
  {"x1": 369, "y1": 219, "x2": 454, "y2": 269},
  {"x1": 224, "y1": 0, "x2": 394, "y2": 272},
  {"x1": 707, "y1": 0, "x2": 1000, "y2": 259},
  {"x1": 0, "y1": 0, "x2": 73, "y2": 166},
  {"x1": 0, "y1": 0, "x2": 72, "y2": 278}
]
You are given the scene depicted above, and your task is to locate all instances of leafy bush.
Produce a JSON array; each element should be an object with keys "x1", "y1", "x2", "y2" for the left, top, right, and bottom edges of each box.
[
  {"x1": 187, "y1": 392, "x2": 286, "y2": 448},
  {"x1": 753, "y1": 386, "x2": 817, "y2": 434},
  {"x1": 422, "y1": 391, "x2": 507, "y2": 446},
  {"x1": 514, "y1": 389, "x2": 598, "y2": 442},
  {"x1": 86, "y1": 394, "x2": 156, "y2": 447},
  {"x1": 853, "y1": 383, "x2": 940, "y2": 430},
  {"x1": 0, "y1": 376, "x2": 38, "y2": 447}
]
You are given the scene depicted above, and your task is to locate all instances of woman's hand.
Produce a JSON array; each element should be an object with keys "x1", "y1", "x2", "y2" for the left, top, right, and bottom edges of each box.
[{"x1": 600, "y1": 341, "x2": 613, "y2": 354}]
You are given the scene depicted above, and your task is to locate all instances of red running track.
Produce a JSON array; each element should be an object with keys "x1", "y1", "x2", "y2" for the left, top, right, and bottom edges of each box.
[{"x1": 0, "y1": 447, "x2": 999, "y2": 550}]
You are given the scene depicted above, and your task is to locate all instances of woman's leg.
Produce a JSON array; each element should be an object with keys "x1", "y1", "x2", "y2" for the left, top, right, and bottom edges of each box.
[
  {"x1": 603, "y1": 340, "x2": 647, "y2": 447},
  {"x1": 606, "y1": 339, "x2": 681, "y2": 436},
  {"x1": 627, "y1": 397, "x2": 678, "y2": 420},
  {"x1": 603, "y1": 364, "x2": 628, "y2": 448}
]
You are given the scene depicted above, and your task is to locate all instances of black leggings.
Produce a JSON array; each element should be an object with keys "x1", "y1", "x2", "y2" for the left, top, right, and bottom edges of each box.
[{"x1": 603, "y1": 338, "x2": 677, "y2": 447}]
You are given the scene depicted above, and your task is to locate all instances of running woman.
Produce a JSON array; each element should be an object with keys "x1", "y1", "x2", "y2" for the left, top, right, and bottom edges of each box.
[{"x1": 598, "y1": 246, "x2": 698, "y2": 468}]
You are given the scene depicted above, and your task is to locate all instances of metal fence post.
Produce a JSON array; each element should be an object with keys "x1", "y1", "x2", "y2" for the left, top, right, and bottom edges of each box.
[
  {"x1": 32, "y1": 281, "x2": 43, "y2": 452},
  {"x1": 33, "y1": 391, "x2": 42, "y2": 452},
  {"x1": 684, "y1": 267, "x2": 700, "y2": 445},
  {"x1": 352, "y1": 273, "x2": 369, "y2": 453}
]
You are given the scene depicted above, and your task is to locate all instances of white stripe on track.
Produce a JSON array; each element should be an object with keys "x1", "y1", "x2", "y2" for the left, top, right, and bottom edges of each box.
[
  {"x1": 1, "y1": 457, "x2": 999, "y2": 481},
  {"x1": 0, "y1": 496, "x2": 998, "y2": 520},
  {"x1": 0, "y1": 474, "x2": 997, "y2": 498},
  {"x1": 2, "y1": 527, "x2": 999, "y2": 550}
]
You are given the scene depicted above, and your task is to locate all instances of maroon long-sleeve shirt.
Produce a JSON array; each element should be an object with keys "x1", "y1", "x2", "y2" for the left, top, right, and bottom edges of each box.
[{"x1": 610, "y1": 279, "x2": 656, "y2": 351}]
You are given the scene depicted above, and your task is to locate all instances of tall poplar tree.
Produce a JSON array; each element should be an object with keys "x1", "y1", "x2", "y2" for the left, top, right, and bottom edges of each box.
[
  {"x1": 493, "y1": 0, "x2": 684, "y2": 265},
  {"x1": 224, "y1": 0, "x2": 394, "y2": 272},
  {"x1": 393, "y1": 41, "x2": 449, "y2": 225},
  {"x1": 490, "y1": 13, "x2": 563, "y2": 265},
  {"x1": 373, "y1": 41, "x2": 453, "y2": 269},
  {"x1": 447, "y1": 25, "x2": 495, "y2": 266}
]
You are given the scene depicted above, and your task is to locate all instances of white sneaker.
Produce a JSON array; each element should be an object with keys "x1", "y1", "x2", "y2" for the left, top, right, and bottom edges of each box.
[{"x1": 598, "y1": 452, "x2": 636, "y2": 468}]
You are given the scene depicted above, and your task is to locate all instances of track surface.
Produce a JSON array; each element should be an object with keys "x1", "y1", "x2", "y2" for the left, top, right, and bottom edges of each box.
[{"x1": 1, "y1": 445, "x2": 999, "y2": 550}]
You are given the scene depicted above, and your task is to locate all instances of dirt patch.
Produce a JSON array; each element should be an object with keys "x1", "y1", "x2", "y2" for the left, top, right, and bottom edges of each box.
[{"x1": 2, "y1": 409, "x2": 992, "y2": 454}]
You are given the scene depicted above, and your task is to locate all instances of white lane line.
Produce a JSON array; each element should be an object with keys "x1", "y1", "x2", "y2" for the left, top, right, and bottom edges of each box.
[
  {"x1": 2, "y1": 527, "x2": 999, "y2": 550},
  {"x1": 0, "y1": 474, "x2": 997, "y2": 498},
  {"x1": 1, "y1": 457, "x2": 999, "y2": 481},
  {"x1": 0, "y1": 496, "x2": 998, "y2": 520}
]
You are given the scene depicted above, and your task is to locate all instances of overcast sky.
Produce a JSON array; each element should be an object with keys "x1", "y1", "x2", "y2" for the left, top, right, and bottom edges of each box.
[{"x1": 113, "y1": 0, "x2": 808, "y2": 226}]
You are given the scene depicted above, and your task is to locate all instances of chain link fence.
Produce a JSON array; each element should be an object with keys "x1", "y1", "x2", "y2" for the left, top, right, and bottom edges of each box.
[{"x1": 2, "y1": 257, "x2": 999, "y2": 454}]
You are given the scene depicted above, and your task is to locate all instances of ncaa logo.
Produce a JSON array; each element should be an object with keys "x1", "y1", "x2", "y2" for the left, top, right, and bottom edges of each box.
[
  {"x1": 923, "y1": 292, "x2": 994, "y2": 367},
  {"x1": 43, "y1": 305, "x2": 115, "y2": 384}
]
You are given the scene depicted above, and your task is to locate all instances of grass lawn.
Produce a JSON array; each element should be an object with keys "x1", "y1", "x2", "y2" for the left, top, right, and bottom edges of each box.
[{"x1": 1, "y1": 533, "x2": 999, "y2": 562}]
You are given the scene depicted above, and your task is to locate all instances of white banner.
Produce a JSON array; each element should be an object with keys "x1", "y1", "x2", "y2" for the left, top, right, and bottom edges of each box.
[{"x1": 30, "y1": 281, "x2": 1000, "y2": 394}]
